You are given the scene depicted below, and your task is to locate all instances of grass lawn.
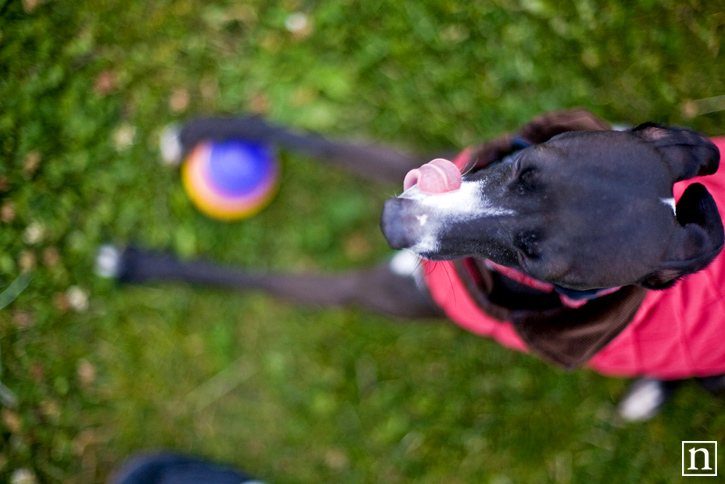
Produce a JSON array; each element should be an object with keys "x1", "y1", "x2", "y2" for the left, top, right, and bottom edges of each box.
[{"x1": 1, "y1": 0, "x2": 725, "y2": 482}]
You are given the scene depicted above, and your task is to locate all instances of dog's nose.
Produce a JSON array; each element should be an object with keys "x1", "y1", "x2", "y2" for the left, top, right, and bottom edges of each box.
[
  {"x1": 403, "y1": 158, "x2": 461, "y2": 194},
  {"x1": 380, "y1": 198, "x2": 416, "y2": 250}
]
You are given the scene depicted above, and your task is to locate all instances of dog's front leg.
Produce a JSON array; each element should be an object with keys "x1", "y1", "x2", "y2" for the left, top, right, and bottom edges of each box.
[
  {"x1": 97, "y1": 246, "x2": 442, "y2": 320},
  {"x1": 161, "y1": 116, "x2": 432, "y2": 184}
]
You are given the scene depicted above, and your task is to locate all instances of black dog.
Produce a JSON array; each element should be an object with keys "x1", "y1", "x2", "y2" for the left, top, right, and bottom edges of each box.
[
  {"x1": 101, "y1": 110, "x2": 725, "y2": 420},
  {"x1": 381, "y1": 122, "x2": 721, "y2": 291}
]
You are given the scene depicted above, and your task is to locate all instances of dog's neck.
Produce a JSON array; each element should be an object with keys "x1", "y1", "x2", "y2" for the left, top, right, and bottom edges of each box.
[{"x1": 484, "y1": 259, "x2": 621, "y2": 309}]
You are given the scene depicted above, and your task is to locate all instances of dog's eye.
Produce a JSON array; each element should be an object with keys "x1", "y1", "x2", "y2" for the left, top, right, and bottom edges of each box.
[
  {"x1": 518, "y1": 167, "x2": 536, "y2": 184},
  {"x1": 514, "y1": 230, "x2": 542, "y2": 259},
  {"x1": 511, "y1": 164, "x2": 538, "y2": 193}
]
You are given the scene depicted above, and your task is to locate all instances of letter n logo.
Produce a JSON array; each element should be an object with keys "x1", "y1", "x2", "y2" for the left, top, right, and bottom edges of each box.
[{"x1": 682, "y1": 441, "x2": 717, "y2": 476}]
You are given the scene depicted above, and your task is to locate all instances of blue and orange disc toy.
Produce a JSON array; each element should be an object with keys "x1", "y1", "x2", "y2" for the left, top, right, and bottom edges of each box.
[{"x1": 181, "y1": 140, "x2": 279, "y2": 221}]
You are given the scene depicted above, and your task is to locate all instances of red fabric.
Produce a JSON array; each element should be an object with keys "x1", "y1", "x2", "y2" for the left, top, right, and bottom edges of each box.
[{"x1": 424, "y1": 137, "x2": 725, "y2": 379}]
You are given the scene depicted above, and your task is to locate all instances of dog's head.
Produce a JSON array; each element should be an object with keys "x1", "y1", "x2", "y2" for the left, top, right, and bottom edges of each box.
[{"x1": 381, "y1": 123, "x2": 723, "y2": 291}]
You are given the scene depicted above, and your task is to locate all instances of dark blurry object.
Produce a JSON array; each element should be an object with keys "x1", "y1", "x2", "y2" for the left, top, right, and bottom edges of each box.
[{"x1": 110, "y1": 452, "x2": 262, "y2": 484}]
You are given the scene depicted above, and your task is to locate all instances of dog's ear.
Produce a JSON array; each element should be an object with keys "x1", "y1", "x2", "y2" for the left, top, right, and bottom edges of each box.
[
  {"x1": 631, "y1": 123, "x2": 720, "y2": 182},
  {"x1": 639, "y1": 183, "x2": 724, "y2": 289},
  {"x1": 518, "y1": 108, "x2": 610, "y2": 144},
  {"x1": 465, "y1": 109, "x2": 610, "y2": 172}
]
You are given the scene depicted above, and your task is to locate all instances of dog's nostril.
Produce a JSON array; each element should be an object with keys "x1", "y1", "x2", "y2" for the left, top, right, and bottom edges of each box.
[{"x1": 403, "y1": 158, "x2": 462, "y2": 194}]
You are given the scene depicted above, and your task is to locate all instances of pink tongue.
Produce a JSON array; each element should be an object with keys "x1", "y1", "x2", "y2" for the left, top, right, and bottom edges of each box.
[{"x1": 403, "y1": 158, "x2": 462, "y2": 194}]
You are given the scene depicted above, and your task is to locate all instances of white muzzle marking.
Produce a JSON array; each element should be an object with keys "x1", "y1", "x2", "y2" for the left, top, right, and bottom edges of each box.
[{"x1": 398, "y1": 180, "x2": 516, "y2": 255}]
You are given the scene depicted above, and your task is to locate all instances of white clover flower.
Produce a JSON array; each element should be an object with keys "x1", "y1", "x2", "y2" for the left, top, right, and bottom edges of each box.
[
  {"x1": 23, "y1": 221, "x2": 45, "y2": 245},
  {"x1": 11, "y1": 468, "x2": 37, "y2": 484},
  {"x1": 66, "y1": 286, "x2": 89, "y2": 312}
]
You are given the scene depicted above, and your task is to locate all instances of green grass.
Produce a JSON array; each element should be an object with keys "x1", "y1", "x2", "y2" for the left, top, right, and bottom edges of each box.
[{"x1": 1, "y1": 0, "x2": 725, "y2": 482}]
